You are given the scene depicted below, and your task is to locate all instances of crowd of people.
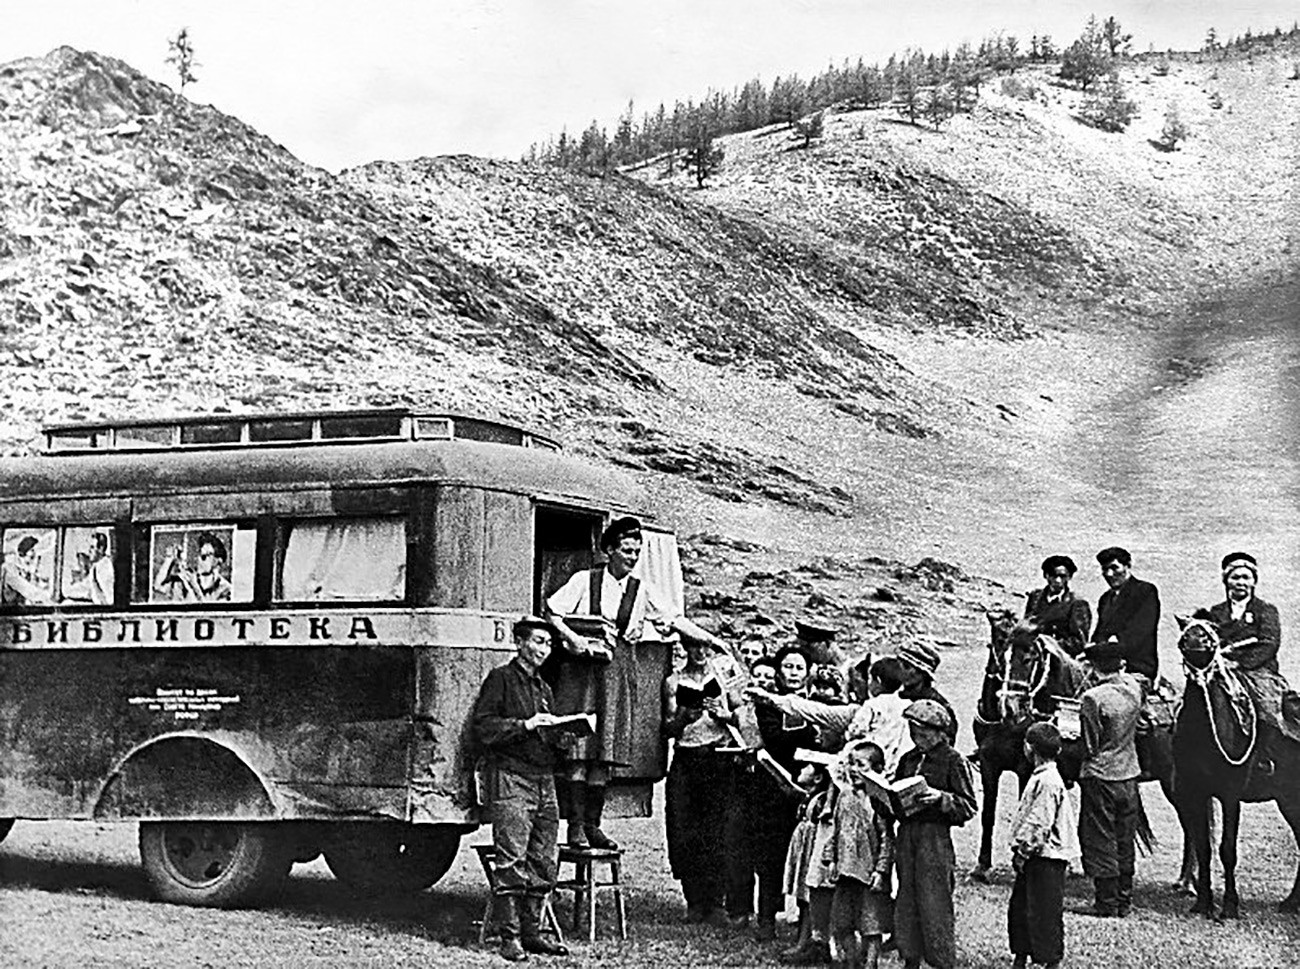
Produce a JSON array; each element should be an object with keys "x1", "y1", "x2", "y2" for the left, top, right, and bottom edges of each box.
[{"x1": 468, "y1": 533, "x2": 1292, "y2": 968}]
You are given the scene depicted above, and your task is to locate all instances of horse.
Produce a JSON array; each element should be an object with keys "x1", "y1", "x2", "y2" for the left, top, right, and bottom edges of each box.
[
  {"x1": 970, "y1": 611, "x2": 1085, "y2": 879},
  {"x1": 971, "y1": 611, "x2": 1195, "y2": 887},
  {"x1": 1173, "y1": 615, "x2": 1300, "y2": 918}
]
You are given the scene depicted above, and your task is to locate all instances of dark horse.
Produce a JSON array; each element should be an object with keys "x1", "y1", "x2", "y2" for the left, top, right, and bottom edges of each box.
[
  {"x1": 971, "y1": 611, "x2": 1190, "y2": 885},
  {"x1": 1173, "y1": 616, "x2": 1300, "y2": 917}
]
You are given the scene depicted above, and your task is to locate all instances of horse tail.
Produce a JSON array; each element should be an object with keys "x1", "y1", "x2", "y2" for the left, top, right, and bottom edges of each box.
[{"x1": 1134, "y1": 795, "x2": 1157, "y2": 857}]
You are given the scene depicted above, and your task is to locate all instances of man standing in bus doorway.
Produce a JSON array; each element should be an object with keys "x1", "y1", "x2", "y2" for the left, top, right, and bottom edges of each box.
[
  {"x1": 546, "y1": 516, "x2": 729, "y2": 849},
  {"x1": 471, "y1": 616, "x2": 572, "y2": 961}
]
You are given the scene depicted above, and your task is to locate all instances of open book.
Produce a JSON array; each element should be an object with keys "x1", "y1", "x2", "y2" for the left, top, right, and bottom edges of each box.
[
  {"x1": 855, "y1": 770, "x2": 932, "y2": 816},
  {"x1": 676, "y1": 675, "x2": 723, "y2": 708},
  {"x1": 541, "y1": 712, "x2": 597, "y2": 735}
]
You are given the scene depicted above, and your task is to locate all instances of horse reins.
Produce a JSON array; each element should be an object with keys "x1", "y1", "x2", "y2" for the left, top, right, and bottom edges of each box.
[{"x1": 1182, "y1": 620, "x2": 1257, "y2": 768}]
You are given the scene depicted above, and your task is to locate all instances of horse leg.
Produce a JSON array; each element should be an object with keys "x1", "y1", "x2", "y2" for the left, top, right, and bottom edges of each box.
[
  {"x1": 1217, "y1": 798, "x2": 1242, "y2": 920},
  {"x1": 971, "y1": 754, "x2": 999, "y2": 880},
  {"x1": 1179, "y1": 791, "x2": 1214, "y2": 917},
  {"x1": 1274, "y1": 793, "x2": 1300, "y2": 913}
]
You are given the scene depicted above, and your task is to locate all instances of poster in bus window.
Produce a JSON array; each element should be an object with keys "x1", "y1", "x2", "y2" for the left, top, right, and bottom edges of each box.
[
  {"x1": 1, "y1": 527, "x2": 55, "y2": 606},
  {"x1": 61, "y1": 527, "x2": 115, "y2": 605},
  {"x1": 150, "y1": 525, "x2": 255, "y2": 603}
]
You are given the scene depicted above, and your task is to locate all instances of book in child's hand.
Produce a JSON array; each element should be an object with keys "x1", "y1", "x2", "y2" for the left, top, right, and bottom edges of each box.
[
  {"x1": 858, "y1": 769, "x2": 932, "y2": 816},
  {"x1": 676, "y1": 675, "x2": 722, "y2": 708},
  {"x1": 543, "y1": 712, "x2": 597, "y2": 735}
]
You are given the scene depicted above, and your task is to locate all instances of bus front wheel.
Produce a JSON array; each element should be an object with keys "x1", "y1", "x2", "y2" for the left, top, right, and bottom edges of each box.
[
  {"x1": 139, "y1": 821, "x2": 291, "y2": 908},
  {"x1": 324, "y1": 824, "x2": 461, "y2": 896}
]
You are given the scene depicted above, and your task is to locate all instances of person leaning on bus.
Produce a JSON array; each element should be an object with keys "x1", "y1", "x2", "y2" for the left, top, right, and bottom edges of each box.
[
  {"x1": 471, "y1": 616, "x2": 572, "y2": 961},
  {"x1": 545, "y1": 515, "x2": 728, "y2": 850}
]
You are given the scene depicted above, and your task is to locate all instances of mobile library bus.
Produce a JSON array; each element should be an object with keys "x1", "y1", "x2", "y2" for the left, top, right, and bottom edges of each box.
[{"x1": 0, "y1": 409, "x2": 674, "y2": 906}]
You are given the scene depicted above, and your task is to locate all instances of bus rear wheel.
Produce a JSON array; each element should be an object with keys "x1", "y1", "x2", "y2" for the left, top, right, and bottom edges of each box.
[
  {"x1": 0, "y1": 819, "x2": 12, "y2": 844},
  {"x1": 139, "y1": 821, "x2": 291, "y2": 908},
  {"x1": 324, "y1": 824, "x2": 461, "y2": 896}
]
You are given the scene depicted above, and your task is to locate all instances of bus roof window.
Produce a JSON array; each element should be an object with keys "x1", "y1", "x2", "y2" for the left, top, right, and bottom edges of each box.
[
  {"x1": 115, "y1": 425, "x2": 175, "y2": 449},
  {"x1": 319, "y1": 415, "x2": 403, "y2": 440},
  {"x1": 180, "y1": 422, "x2": 244, "y2": 446},
  {"x1": 454, "y1": 419, "x2": 522, "y2": 446},
  {"x1": 249, "y1": 419, "x2": 314, "y2": 443},
  {"x1": 46, "y1": 429, "x2": 109, "y2": 451},
  {"x1": 414, "y1": 417, "x2": 453, "y2": 440}
]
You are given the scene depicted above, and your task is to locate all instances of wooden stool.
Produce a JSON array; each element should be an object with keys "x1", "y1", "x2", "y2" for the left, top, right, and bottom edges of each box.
[
  {"x1": 472, "y1": 844, "x2": 564, "y2": 944},
  {"x1": 554, "y1": 845, "x2": 627, "y2": 942}
]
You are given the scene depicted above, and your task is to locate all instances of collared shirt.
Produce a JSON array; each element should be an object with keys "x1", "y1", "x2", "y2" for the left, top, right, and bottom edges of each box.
[
  {"x1": 1009, "y1": 762, "x2": 1079, "y2": 862},
  {"x1": 1079, "y1": 672, "x2": 1142, "y2": 781},
  {"x1": 471, "y1": 657, "x2": 559, "y2": 775},
  {"x1": 547, "y1": 565, "x2": 675, "y2": 642},
  {"x1": 1229, "y1": 597, "x2": 1249, "y2": 621}
]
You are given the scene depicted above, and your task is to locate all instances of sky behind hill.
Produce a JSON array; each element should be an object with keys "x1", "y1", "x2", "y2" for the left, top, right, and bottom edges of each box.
[{"x1": 4, "y1": 1, "x2": 1295, "y2": 172}]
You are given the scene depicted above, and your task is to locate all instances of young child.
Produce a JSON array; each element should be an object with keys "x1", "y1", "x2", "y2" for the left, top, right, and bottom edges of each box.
[
  {"x1": 1008, "y1": 722, "x2": 1078, "y2": 969},
  {"x1": 893, "y1": 699, "x2": 977, "y2": 969},
  {"x1": 829, "y1": 741, "x2": 895, "y2": 969}
]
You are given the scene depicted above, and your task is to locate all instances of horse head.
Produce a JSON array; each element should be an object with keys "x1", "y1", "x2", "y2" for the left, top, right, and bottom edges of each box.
[
  {"x1": 1176, "y1": 613, "x2": 1221, "y2": 674},
  {"x1": 978, "y1": 609, "x2": 1020, "y2": 723},
  {"x1": 1000, "y1": 622, "x2": 1052, "y2": 723}
]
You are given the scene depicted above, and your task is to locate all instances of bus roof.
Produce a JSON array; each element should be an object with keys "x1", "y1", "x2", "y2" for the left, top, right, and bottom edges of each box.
[{"x1": 0, "y1": 438, "x2": 644, "y2": 512}]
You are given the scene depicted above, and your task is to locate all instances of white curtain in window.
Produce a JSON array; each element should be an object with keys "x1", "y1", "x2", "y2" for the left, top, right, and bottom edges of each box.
[
  {"x1": 281, "y1": 518, "x2": 406, "y2": 602},
  {"x1": 635, "y1": 528, "x2": 684, "y2": 638}
]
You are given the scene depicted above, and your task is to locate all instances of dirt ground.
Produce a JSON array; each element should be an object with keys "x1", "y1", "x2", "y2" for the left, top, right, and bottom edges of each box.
[{"x1": 4, "y1": 637, "x2": 1300, "y2": 968}]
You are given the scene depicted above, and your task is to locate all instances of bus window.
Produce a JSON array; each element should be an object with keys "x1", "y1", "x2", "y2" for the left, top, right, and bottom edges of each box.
[
  {"x1": 60, "y1": 527, "x2": 116, "y2": 605},
  {"x1": 144, "y1": 524, "x2": 256, "y2": 603},
  {"x1": 533, "y1": 507, "x2": 602, "y2": 610},
  {"x1": 0, "y1": 527, "x2": 56, "y2": 606},
  {"x1": 276, "y1": 517, "x2": 406, "y2": 602}
]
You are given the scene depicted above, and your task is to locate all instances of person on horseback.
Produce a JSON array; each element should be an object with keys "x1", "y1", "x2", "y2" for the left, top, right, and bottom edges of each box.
[
  {"x1": 1076, "y1": 637, "x2": 1143, "y2": 919},
  {"x1": 1024, "y1": 555, "x2": 1092, "y2": 657},
  {"x1": 1204, "y1": 552, "x2": 1292, "y2": 774},
  {"x1": 1091, "y1": 546, "x2": 1161, "y2": 687}
]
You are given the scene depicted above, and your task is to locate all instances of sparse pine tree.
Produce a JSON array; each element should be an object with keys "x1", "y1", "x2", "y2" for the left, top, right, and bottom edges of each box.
[
  {"x1": 1204, "y1": 27, "x2": 1220, "y2": 52},
  {"x1": 1061, "y1": 17, "x2": 1108, "y2": 90},
  {"x1": 166, "y1": 27, "x2": 198, "y2": 91},
  {"x1": 1159, "y1": 101, "x2": 1189, "y2": 149},
  {"x1": 1101, "y1": 16, "x2": 1134, "y2": 59},
  {"x1": 924, "y1": 84, "x2": 955, "y2": 129},
  {"x1": 792, "y1": 109, "x2": 825, "y2": 148},
  {"x1": 894, "y1": 64, "x2": 922, "y2": 124},
  {"x1": 859, "y1": 66, "x2": 886, "y2": 109},
  {"x1": 682, "y1": 113, "x2": 724, "y2": 188},
  {"x1": 1080, "y1": 70, "x2": 1138, "y2": 132}
]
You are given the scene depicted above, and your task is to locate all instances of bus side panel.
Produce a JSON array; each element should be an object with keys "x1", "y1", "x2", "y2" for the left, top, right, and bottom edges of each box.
[
  {"x1": 410, "y1": 644, "x2": 512, "y2": 824},
  {"x1": 0, "y1": 646, "x2": 413, "y2": 821}
]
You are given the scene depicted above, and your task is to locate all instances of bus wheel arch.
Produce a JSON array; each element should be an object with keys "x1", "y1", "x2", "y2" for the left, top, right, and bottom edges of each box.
[{"x1": 92, "y1": 734, "x2": 278, "y2": 821}]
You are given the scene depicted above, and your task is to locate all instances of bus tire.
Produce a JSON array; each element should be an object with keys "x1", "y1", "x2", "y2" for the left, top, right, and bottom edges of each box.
[
  {"x1": 0, "y1": 819, "x2": 13, "y2": 844},
  {"x1": 139, "y1": 821, "x2": 291, "y2": 908},
  {"x1": 324, "y1": 824, "x2": 461, "y2": 896}
]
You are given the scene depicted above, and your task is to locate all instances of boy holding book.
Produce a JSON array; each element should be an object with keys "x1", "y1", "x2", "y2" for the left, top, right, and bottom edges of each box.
[
  {"x1": 1008, "y1": 722, "x2": 1078, "y2": 969},
  {"x1": 829, "y1": 740, "x2": 895, "y2": 969},
  {"x1": 893, "y1": 699, "x2": 976, "y2": 969}
]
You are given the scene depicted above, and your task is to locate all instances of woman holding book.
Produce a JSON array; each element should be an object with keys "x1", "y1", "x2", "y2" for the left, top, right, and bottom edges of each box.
[
  {"x1": 662, "y1": 634, "x2": 745, "y2": 923},
  {"x1": 892, "y1": 700, "x2": 977, "y2": 969}
]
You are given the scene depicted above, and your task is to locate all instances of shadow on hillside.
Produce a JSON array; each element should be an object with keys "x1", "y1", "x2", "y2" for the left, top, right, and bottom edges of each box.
[
  {"x1": 879, "y1": 117, "x2": 934, "y2": 132},
  {"x1": 1148, "y1": 138, "x2": 1178, "y2": 153}
]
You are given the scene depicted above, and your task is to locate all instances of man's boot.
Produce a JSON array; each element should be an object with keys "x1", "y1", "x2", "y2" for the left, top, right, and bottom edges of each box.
[
  {"x1": 583, "y1": 782, "x2": 619, "y2": 850},
  {"x1": 566, "y1": 780, "x2": 589, "y2": 848},
  {"x1": 1117, "y1": 872, "x2": 1133, "y2": 917},
  {"x1": 497, "y1": 895, "x2": 528, "y2": 961},
  {"x1": 1089, "y1": 876, "x2": 1120, "y2": 917},
  {"x1": 520, "y1": 894, "x2": 569, "y2": 956}
]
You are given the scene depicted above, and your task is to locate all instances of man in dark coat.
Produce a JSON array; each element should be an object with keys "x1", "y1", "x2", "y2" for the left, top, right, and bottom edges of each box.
[
  {"x1": 1091, "y1": 546, "x2": 1161, "y2": 684},
  {"x1": 1206, "y1": 552, "x2": 1295, "y2": 768},
  {"x1": 1024, "y1": 554, "x2": 1092, "y2": 657},
  {"x1": 471, "y1": 617, "x2": 573, "y2": 960}
]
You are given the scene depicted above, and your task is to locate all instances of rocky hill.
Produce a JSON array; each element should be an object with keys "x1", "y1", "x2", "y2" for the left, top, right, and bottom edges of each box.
[{"x1": 1, "y1": 43, "x2": 1297, "y2": 642}]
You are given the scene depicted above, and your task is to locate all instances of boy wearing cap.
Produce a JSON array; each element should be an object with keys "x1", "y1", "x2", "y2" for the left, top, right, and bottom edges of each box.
[
  {"x1": 893, "y1": 699, "x2": 977, "y2": 969},
  {"x1": 471, "y1": 617, "x2": 573, "y2": 961},
  {"x1": 895, "y1": 641, "x2": 958, "y2": 745},
  {"x1": 1024, "y1": 555, "x2": 1092, "y2": 658},
  {"x1": 1008, "y1": 723, "x2": 1077, "y2": 969}
]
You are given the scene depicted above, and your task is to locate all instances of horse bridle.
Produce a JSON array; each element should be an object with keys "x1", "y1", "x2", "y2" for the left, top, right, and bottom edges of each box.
[{"x1": 1180, "y1": 617, "x2": 1256, "y2": 767}]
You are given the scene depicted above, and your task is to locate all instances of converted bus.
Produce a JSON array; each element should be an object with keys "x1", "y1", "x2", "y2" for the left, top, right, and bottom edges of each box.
[{"x1": 0, "y1": 409, "x2": 674, "y2": 906}]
